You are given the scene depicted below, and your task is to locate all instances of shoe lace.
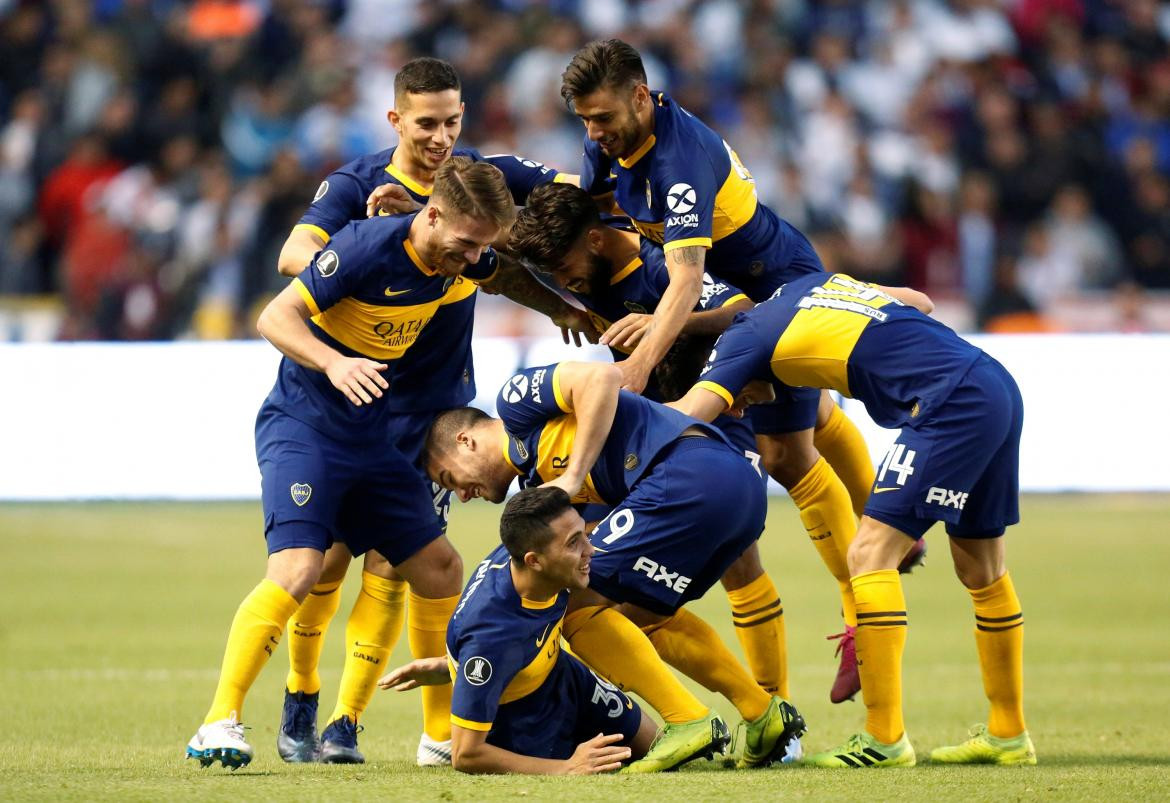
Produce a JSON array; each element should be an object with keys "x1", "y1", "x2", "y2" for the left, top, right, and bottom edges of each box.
[
  {"x1": 826, "y1": 628, "x2": 855, "y2": 658},
  {"x1": 285, "y1": 698, "x2": 316, "y2": 737},
  {"x1": 842, "y1": 732, "x2": 870, "y2": 754},
  {"x1": 966, "y1": 723, "x2": 989, "y2": 740},
  {"x1": 327, "y1": 716, "x2": 364, "y2": 743},
  {"x1": 225, "y1": 712, "x2": 248, "y2": 741}
]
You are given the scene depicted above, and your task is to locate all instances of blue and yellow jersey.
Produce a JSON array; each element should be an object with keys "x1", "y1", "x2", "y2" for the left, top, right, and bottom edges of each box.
[
  {"x1": 496, "y1": 363, "x2": 725, "y2": 507},
  {"x1": 697, "y1": 273, "x2": 984, "y2": 430},
  {"x1": 579, "y1": 92, "x2": 820, "y2": 298},
  {"x1": 446, "y1": 544, "x2": 568, "y2": 732},
  {"x1": 269, "y1": 213, "x2": 497, "y2": 442},
  {"x1": 292, "y1": 146, "x2": 562, "y2": 413},
  {"x1": 570, "y1": 218, "x2": 749, "y2": 357}
]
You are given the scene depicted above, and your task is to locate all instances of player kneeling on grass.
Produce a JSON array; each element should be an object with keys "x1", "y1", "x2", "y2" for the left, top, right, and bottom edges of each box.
[
  {"x1": 424, "y1": 361, "x2": 806, "y2": 769},
  {"x1": 379, "y1": 487, "x2": 661, "y2": 774},
  {"x1": 671, "y1": 273, "x2": 1035, "y2": 768}
]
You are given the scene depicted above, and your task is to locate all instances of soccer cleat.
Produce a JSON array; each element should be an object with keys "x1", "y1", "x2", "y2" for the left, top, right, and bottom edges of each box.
[
  {"x1": 804, "y1": 731, "x2": 916, "y2": 768},
  {"x1": 898, "y1": 538, "x2": 927, "y2": 574},
  {"x1": 417, "y1": 733, "x2": 452, "y2": 767},
  {"x1": 620, "y1": 712, "x2": 730, "y2": 773},
  {"x1": 277, "y1": 689, "x2": 320, "y2": 763},
  {"x1": 186, "y1": 713, "x2": 253, "y2": 770},
  {"x1": 319, "y1": 716, "x2": 365, "y2": 764},
  {"x1": 736, "y1": 696, "x2": 807, "y2": 768},
  {"x1": 827, "y1": 627, "x2": 861, "y2": 703},
  {"x1": 930, "y1": 724, "x2": 1036, "y2": 765}
]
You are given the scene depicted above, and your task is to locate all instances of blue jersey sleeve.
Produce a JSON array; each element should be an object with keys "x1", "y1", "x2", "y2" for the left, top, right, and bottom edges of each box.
[
  {"x1": 295, "y1": 170, "x2": 369, "y2": 242},
  {"x1": 695, "y1": 313, "x2": 771, "y2": 407},
  {"x1": 293, "y1": 221, "x2": 380, "y2": 314},
  {"x1": 580, "y1": 138, "x2": 616, "y2": 198},
  {"x1": 638, "y1": 241, "x2": 747, "y2": 311},
  {"x1": 482, "y1": 153, "x2": 561, "y2": 204},
  {"x1": 496, "y1": 364, "x2": 571, "y2": 438},
  {"x1": 449, "y1": 629, "x2": 525, "y2": 731},
  {"x1": 654, "y1": 145, "x2": 718, "y2": 252}
]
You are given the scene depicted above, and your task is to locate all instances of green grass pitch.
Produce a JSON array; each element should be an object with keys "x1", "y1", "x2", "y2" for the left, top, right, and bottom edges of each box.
[{"x1": 2, "y1": 495, "x2": 1169, "y2": 801}]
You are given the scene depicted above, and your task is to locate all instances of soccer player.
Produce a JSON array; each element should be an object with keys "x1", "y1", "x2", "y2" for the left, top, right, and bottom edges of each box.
[
  {"x1": 425, "y1": 361, "x2": 807, "y2": 768},
  {"x1": 271, "y1": 57, "x2": 593, "y2": 767},
  {"x1": 671, "y1": 272, "x2": 1035, "y2": 768},
  {"x1": 559, "y1": 39, "x2": 895, "y2": 702},
  {"x1": 185, "y1": 158, "x2": 517, "y2": 771},
  {"x1": 378, "y1": 486, "x2": 720, "y2": 775}
]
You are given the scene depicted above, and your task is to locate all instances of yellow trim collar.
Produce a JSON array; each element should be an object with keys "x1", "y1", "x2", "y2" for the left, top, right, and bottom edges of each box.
[
  {"x1": 403, "y1": 240, "x2": 437, "y2": 276},
  {"x1": 618, "y1": 134, "x2": 656, "y2": 168},
  {"x1": 609, "y1": 256, "x2": 642, "y2": 285},
  {"x1": 520, "y1": 594, "x2": 558, "y2": 610},
  {"x1": 384, "y1": 162, "x2": 432, "y2": 196}
]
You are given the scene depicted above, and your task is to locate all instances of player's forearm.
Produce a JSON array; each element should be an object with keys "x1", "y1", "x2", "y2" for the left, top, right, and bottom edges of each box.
[
  {"x1": 680, "y1": 299, "x2": 753, "y2": 336},
  {"x1": 452, "y1": 741, "x2": 569, "y2": 775},
  {"x1": 483, "y1": 256, "x2": 574, "y2": 320},
  {"x1": 559, "y1": 363, "x2": 622, "y2": 487},
  {"x1": 277, "y1": 230, "x2": 326, "y2": 277},
  {"x1": 668, "y1": 386, "x2": 730, "y2": 423},
  {"x1": 623, "y1": 251, "x2": 703, "y2": 369},
  {"x1": 256, "y1": 298, "x2": 341, "y2": 373},
  {"x1": 878, "y1": 284, "x2": 934, "y2": 315}
]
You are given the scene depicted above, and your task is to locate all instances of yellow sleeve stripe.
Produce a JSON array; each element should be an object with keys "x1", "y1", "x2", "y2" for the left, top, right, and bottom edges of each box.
[
  {"x1": 609, "y1": 257, "x2": 642, "y2": 285},
  {"x1": 292, "y1": 278, "x2": 322, "y2": 317},
  {"x1": 695, "y1": 380, "x2": 735, "y2": 408},
  {"x1": 551, "y1": 363, "x2": 572, "y2": 413},
  {"x1": 553, "y1": 173, "x2": 580, "y2": 186},
  {"x1": 293, "y1": 223, "x2": 330, "y2": 244},
  {"x1": 451, "y1": 715, "x2": 492, "y2": 732},
  {"x1": 721, "y1": 293, "x2": 749, "y2": 308},
  {"x1": 664, "y1": 237, "x2": 713, "y2": 253},
  {"x1": 472, "y1": 261, "x2": 500, "y2": 285}
]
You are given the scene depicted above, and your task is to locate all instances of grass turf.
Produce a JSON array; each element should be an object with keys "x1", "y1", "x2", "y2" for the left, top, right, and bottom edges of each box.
[{"x1": 2, "y1": 495, "x2": 1169, "y2": 801}]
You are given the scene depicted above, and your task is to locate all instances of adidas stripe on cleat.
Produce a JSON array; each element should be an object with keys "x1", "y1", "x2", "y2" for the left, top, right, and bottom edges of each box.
[
  {"x1": 186, "y1": 714, "x2": 254, "y2": 770},
  {"x1": 804, "y1": 731, "x2": 916, "y2": 768},
  {"x1": 930, "y1": 725, "x2": 1036, "y2": 765},
  {"x1": 417, "y1": 733, "x2": 452, "y2": 767}
]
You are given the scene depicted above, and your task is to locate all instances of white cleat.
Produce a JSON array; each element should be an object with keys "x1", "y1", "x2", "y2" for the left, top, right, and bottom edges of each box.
[
  {"x1": 186, "y1": 713, "x2": 254, "y2": 770},
  {"x1": 417, "y1": 733, "x2": 452, "y2": 767}
]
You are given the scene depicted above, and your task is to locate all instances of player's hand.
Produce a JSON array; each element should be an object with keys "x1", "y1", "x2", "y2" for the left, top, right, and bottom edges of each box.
[
  {"x1": 561, "y1": 733, "x2": 631, "y2": 775},
  {"x1": 600, "y1": 313, "x2": 652, "y2": 350},
  {"x1": 325, "y1": 356, "x2": 389, "y2": 406},
  {"x1": 616, "y1": 358, "x2": 650, "y2": 395},
  {"x1": 366, "y1": 183, "x2": 422, "y2": 217},
  {"x1": 377, "y1": 657, "x2": 451, "y2": 691},
  {"x1": 553, "y1": 308, "x2": 600, "y2": 347}
]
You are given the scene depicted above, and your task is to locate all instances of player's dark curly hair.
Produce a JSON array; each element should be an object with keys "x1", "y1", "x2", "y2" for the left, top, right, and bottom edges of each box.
[
  {"x1": 394, "y1": 57, "x2": 461, "y2": 100},
  {"x1": 500, "y1": 486, "x2": 573, "y2": 561},
  {"x1": 508, "y1": 183, "x2": 601, "y2": 273},
  {"x1": 560, "y1": 39, "x2": 647, "y2": 105}
]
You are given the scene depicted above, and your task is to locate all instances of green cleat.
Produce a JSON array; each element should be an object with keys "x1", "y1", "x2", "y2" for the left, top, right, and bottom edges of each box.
[
  {"x1": 736, "y1": 697, "x2": 807, "y2": 768},
  {"x1": 620, "y1": 712, "x2": 730, "y2": 773},
  {"x1": 930, "y1": 725, "x2": 1036, "y2": 765},
  {"x1": 804, "y1": 731, "x2": 916, "y2": 768}
]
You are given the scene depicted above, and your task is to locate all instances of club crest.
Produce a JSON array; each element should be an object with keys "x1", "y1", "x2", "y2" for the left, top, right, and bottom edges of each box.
[{"x1": 290, "y1": 483, "x2": 312, "y2": 507}]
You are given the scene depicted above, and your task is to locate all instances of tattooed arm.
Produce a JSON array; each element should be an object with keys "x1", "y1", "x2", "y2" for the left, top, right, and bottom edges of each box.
[
  {"x1": 601, "y1": 245, "x2": 705, "y2": 393},
  {"x1": 480, "y1": 254, "x2": 600, "y2": 346}
]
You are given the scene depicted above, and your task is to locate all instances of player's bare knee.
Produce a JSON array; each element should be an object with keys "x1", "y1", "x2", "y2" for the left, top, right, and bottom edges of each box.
[
  {"x1": 266, "y1": 548, "x2": 325, "y2": 601},
  {"x1": 758, "y1": 432, "x2": 818, "y2": 488},
  {"x1": 949, "y1": 536, "x2": 1005, "y2": 590},
  {"x1": 721, "y1": 546, "x2": 764, "y2": 590},
  {"x1": 847, "y1": 523, "x2": 908, "y2": 576},
  {"x1": 317, "y1": 543, "x2": 352, "y2": 584},
  {"x1": 362, "y1": 549, "x2": 396, "y2": 579}
]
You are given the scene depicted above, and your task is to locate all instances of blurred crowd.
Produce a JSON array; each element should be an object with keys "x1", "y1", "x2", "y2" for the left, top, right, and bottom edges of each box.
[{"x1": 3, "y1": 0, "x2": 1170, "y2": 341}]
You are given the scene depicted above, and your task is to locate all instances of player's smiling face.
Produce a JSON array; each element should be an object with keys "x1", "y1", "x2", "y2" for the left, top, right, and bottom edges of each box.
[
  {"x1": 572, "y1": 84, "x2": 650, "y2": 159},
  {"x1": 428, "y1": 432, "x2": 514, "y2": 504},
  {"x1": 551, "y1": 232, "x2": 610, "y2": 296},
  {"x1": 389, "y1": 89, "x2": 464, "y2": 174},
  {"x1": 535, "y1": 508, "x2": 593, "y2": 591},
  {"x1": 423, "y1": 205, "x2": 501, "y2": 276}
]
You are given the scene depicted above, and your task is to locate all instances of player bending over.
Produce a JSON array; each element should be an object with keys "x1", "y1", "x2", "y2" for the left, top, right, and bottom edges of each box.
[
  {"x1": 671, "y1": 273, "x2": 1035, "y2": 768},
  {"x1": 425, "y1": 361, "x2": 807, "y2": 768}
]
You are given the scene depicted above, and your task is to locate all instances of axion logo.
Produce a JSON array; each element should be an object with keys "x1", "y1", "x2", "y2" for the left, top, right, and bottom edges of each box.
[
  {"x1": 503, "y1": 374, "x2": 529, "y2": 403},
  {"x1": 666, "y1": 183, "x2": 697, "y2": 214}
]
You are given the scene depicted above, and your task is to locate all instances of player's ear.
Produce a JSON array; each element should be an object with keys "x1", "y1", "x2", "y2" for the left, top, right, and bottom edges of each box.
[
  {"x1": 586, "y1": 226, "x2": 604, "y2": 254},
  {"x1": 387, "y1": 108, "x2": 400, "y2": 129},
  {"x1": 523, "y1": 551, "x2": 542, "y2": 571}
]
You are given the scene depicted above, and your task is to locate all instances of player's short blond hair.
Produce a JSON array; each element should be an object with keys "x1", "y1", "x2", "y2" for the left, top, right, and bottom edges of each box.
[{"x1": 431, "y1": 156, "x2": 516, "y2": 230}]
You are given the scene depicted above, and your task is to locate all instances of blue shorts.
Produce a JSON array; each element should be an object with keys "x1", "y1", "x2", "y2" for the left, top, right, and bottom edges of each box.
[
  {"x1": 748, "y1": 384, "x2": 820, "y2": 435},
  {"x1": 864, "y1": 354, "x2": 1023, "y2": 540},
  {"x1": 255, "y1": 404, "x2": 445, "y2": 563},
  {"x1": 587, "y1": 437, "x2": 767, "y2": 615},
  {"x1": 486, "y1": 651, "x2": 642, "y2": 759}
]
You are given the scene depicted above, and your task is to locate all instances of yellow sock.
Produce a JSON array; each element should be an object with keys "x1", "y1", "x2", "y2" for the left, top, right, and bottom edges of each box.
[
  {"x1": 726, "y1": 573, "x2": 789, "y2": 698},
  {"x1": 564, "y1": 605, "x2": 708, "y2": 724},
  {"x1": 789, "y1": 457, "x2": 859, "y2": 627},
  {"x1": 969, "y1": 572, "x2": 1026, "y2": 738},
  {"x1": 326, "y1": 572, "x2": 406, "y2": 724},
  {"x1": 286, "y1": 578, "x2": 343, "y2": 694},
  {"x1": 644, "y1": 608, "x2": 771, "y2": 722},
  {"x1": 205, "y1": 579, "x2": 300, "y2": 723},
  {"x1": 851, "y1": 570, "x2": 907, "y2": 744},
  {"x1": 814, "y1": 404, "x2": 875, "y2": 518},
  {"x1": 408, "y1": 591, "x2": 459, "y2": 741}
]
